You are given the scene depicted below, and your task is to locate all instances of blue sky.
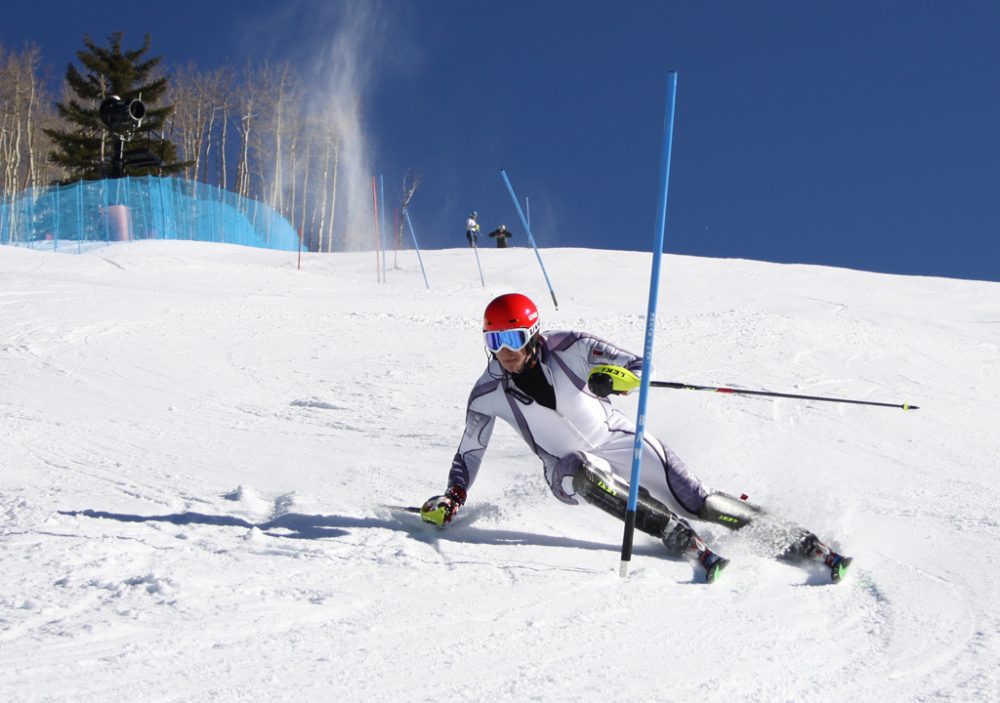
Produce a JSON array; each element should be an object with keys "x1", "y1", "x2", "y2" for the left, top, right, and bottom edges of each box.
[{"x1": 4, "y1": 1, "x2": 999, "y2": 281}]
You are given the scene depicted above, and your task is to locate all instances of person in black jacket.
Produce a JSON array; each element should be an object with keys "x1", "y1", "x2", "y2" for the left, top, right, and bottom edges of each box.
[{"x1": 488, "y1": 224, "x2": 512, "y2": 248}]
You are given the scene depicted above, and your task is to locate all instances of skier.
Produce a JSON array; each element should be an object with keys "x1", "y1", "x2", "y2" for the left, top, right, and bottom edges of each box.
[
  {"x1": 421, "y1": 293, "x2": 852, "y2": 583},
  {"x1": 465, "y1": 211, "x2": 480, "y2": 247},
  {"x1": 488, "y1": 224, "x2": 513, "y2": 248}
]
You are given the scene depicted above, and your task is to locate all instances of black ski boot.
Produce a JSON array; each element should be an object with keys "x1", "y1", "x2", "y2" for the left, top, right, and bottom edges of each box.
[
  {"x1": 662, "y1": 514, "x2": 730, "y2": 584},
  {"x1": 572, "y1": 458, "x2": 729, "y2": 583},
  {"x1": 785, "y1": 533, "x2": 853, "y2": 583}
]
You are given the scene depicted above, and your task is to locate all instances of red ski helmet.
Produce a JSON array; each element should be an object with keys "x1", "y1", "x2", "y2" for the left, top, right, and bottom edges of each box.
[{"x1": 483, "y1": 293, "x2": 540, "y2": 353}]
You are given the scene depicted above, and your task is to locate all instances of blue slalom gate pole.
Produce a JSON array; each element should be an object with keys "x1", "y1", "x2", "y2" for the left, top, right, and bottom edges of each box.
[
  {"x1": 402, "y1": 208, "x2": 430, "y2": 290},
  {"x1": 620, "y1": 72, "x2": 679, "y2": 578},
  {"x1": 499, "y1": 169, "x2": 559, "y2": 310},
  {"x1": 472, "y1": 238, "x2": 485, "y2": 287}
]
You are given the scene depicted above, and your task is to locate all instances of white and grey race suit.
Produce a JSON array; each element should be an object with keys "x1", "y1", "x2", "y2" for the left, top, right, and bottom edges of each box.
[{"x1": 449, "y1": 330, "x2": 710, "y2": 517}]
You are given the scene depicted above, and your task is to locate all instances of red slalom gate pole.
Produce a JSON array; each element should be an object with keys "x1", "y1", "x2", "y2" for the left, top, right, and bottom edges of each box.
[{"x1": 371, "y1": 177, "x2": 381, "y2": 282}]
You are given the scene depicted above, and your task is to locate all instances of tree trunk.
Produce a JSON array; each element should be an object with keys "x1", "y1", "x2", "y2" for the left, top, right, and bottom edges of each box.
[
  {"x1": 219, "y1": 104, "x2": 228, "y2": 191},
  {"x1": 327, "y1": 135, "x2": 339, "y2": 252},
  {"x1": 23, "y1": 49, "x2": 39, "y2": 191},
  {"x1": 316, "y1": 133, "x2": 331, "y2": 253},
  {"x1": 203, "y1": 104, "x2": 217, "y2": 184},
  {"x1": 298, "y1": 134, "x2": 310, "y2": 247},
  {"x1": 237, "y1": 99, "x2": 253, "y2": 201}
]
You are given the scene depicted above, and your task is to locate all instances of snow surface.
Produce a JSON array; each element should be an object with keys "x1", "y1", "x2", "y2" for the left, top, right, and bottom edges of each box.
[{"x1": 1, "y1": 241, "x2": 998, "y2": 702}]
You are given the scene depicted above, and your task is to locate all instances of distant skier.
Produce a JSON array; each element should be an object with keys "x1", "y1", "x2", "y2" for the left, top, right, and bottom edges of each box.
[
  {"x1": 421, "y1": 293, "x2": 852, "y2": 584},
  {"x1": 488, "y1": 224, "x2": 512, "y2": 248},
  {"x1": 465, "y1": 211, "x2": 480, "y2": 247}
]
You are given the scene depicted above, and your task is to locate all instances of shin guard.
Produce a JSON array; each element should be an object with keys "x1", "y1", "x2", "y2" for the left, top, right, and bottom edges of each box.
[
  {"x1": 571, "y1": 458, "x2": 676, "y2": 538},
  {"x1": 698, "y1": 492, "x2": 765, "y2": 529}
]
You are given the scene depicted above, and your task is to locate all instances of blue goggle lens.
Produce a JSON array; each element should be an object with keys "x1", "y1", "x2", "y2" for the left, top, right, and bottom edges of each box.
[{"x1": 484, "y1": 329, "x2": 530, "y2": 352}]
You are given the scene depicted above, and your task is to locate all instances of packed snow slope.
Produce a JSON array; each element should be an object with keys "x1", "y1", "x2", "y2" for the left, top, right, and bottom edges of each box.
[{"x1": 1, "y1": 242, "x2": 998, "y2": 702}]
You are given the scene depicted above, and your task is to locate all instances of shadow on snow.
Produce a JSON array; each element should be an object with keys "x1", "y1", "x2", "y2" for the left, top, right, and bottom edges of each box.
[{"x1": 57, "y1": 508, "x2": 664, "y2": 556}]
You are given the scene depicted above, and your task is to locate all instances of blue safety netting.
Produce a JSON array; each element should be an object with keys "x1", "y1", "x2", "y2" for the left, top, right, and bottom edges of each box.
[{"x1": 0, "y1": 176, "x2": 299, "y2": 252}]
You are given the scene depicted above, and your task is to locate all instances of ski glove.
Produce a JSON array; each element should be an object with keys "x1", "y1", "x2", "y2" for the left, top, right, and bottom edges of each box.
[
  {"x1": 587, "y1": 365, "x2": 641, "y2": 398},
  {"x1": 420, "y1": 485, "x2": 467, "y2": 527}
]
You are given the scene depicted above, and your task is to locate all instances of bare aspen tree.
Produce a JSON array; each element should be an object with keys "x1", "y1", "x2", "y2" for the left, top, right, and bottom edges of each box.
[
  {"x1": 296, "y1": 126, "x2": 311, "y2": 244},
  {"x1": 316, "y1": 128, "x2": 333, "y2": 253},
  {"x1": 0, "y1": 46, "x2": 24, "y2": 201},
  {"x1": 167, "y1": 63, "x2": 190, "y2": 178},
  {"x1": 197, "y1": 67, "x2": 229, "y2": 184},
  {"x1": 327, "y1": 133, "x2": 339, "y2": 252},
  {"x1": 1, "y1": 44, "x2": 61, "y2": 239},
  {"x1": 235, "y1": 61, "x2": 258, "y2": 202},
  {"x1": 215, "y1": 65, "x2": 234, "y2": 191},
  {"x1": 395, "y1": 169, "x2": 422, "y2": 267},
  {"x1": 168, "y1": 62, "x2": 213, "y2": 182},
  {"x1": 218, "y1": 100, "x2": 229, "y2": 190},
  {"x1": 167, "y1": 63, "x2": 233, "y2": 189},
  {"x1": 259, "y1": 61, "x2": 294, "y2": 216},
  {"x1": 191, "y1": 69, "x2": 209, "y2": 181},
  {"x1": 288, "y1": 126, "x2": 298, "y2": 230},
  {"x1": 203, "y1": 103, "x2": 218, "y2": 183},
  {"x1": 236, "y1": 102, "x2": 252, "y2": 199},
  {"x1": 279, "y1": 63, "x2": 295, "y2": 219},
  {"x1": 21, "y1": 45, "x2": 40, "y2": 191}
]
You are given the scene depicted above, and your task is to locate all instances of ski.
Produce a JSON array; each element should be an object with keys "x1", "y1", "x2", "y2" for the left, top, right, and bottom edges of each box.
[
  {"x1": 382, "y1": 504, "x2": 422, "y2": 514},
  {"x1": 384, "y1": 502, "x2": 848, "y2": 583}
]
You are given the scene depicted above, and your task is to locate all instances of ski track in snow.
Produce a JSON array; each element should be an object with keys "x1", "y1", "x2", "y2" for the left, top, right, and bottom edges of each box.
[{"x1": 1, "y1": 242, "x2": 998, "y2": 702}]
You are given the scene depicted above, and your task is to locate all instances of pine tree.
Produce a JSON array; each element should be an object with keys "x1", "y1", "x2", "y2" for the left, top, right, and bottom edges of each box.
[{"x1": 44, "y1": 32, "x2": 184, "y2": 180}]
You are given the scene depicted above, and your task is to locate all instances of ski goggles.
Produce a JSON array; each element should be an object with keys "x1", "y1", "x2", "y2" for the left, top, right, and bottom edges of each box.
[{"x1": 483, "y1": 327, "x2": 535, "y2": 353}]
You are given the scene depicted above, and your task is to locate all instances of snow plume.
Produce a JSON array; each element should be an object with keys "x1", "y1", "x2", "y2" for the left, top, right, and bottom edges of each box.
[
  {"x1": 292, "y1": 0, "x2": 405, "y2": 251},
  {"x1": 233, "y1": 0, "x2": 408, "y2": 251},
  {"x1": 296, "y1": 2, "x2": 375, "y2": 251}
]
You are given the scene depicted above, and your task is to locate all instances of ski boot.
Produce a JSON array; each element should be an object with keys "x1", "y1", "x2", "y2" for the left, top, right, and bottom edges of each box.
[
  {"x1": 572, "y1": 456, "x2": 729, "y2": 583},
  {"x1": 786, "y1": 533, "x2": 853, "y2": 583},
  {"x1": 662, "y1": 514, "x2": 730, "y2": 584}
]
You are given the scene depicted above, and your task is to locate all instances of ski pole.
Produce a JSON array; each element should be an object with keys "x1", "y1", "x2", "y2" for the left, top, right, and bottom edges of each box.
[{"x1": 650, "y1": 381, "x2": 919, "y2": 410}]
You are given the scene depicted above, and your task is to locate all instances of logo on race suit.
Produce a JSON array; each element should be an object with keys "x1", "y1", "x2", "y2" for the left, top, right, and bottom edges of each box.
[
  {"x1": 506, "y1": 386, "x2": 534, "y2": 405},
  {"x1": 465, "y1": 411, "x2": 489, "y2": 437}
]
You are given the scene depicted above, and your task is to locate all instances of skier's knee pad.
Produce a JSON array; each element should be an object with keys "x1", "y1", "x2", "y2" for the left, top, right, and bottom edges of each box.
[
  {"x1": 547, "y1": 452, "x2": 587, "y2": 504},
  {"x1": 698, "y1": 492, "x2": 765, "y2": 530},
  {"x1": 572, "y1": 454, "x2": 676, "y2": 538}
]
